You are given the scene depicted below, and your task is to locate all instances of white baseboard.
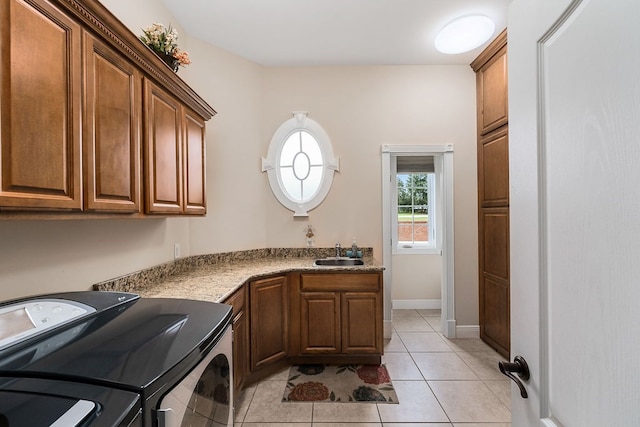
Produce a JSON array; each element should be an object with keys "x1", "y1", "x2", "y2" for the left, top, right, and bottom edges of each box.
[
  {"x1": 455, "y1": 325, "x2": 480, "y2": 338},
  {"x1": 383, "y1": 320, "x2": 393, "y2": 339},
  {"x1": 392, "y1": 299, "x2": 441, "y2": 310},
  {"x1": 443, "y1": 319, "x2": 457, "y2": 339},
  {"x1": 388, "y1": 301, "x2": 479, "y2": 339}
]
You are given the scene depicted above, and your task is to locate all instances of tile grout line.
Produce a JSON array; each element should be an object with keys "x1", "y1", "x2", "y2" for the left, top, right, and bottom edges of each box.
[
  {"x1": 392, "y1": 316, "x2": 511, "y2": 424},
  {"x1": 481, "y1": 378, "x2": 513, "y2": 414},
  {"x1": 238, "y1": 310, "x2": 510, "y2": 426},
  {"x1": 392, "y1": 322, "x2": 455, "y2": 425},
  {"x1": 399, "y1": 323, "x2": 454, "y2": 425},
  {"x1": 234, "y1": 382, "x2": 255, "y2": 425},
  {"x1": 423, "y1": 378, "x2": 454, "y2": 425}
]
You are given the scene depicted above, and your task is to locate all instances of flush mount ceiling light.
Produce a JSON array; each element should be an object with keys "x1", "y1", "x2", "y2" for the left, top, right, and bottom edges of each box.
[{"x1": 435, "y1": 15, "x2": 495, "y2": 54}]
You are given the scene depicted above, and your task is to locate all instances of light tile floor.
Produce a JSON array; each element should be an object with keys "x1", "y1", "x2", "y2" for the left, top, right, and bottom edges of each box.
[{"x1": 233, "y1": 309, "x2": 511, "y2": 426}]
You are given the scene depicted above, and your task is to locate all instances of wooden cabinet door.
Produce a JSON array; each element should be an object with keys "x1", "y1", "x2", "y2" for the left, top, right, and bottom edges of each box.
[
  {"x1": 298, "y1": 272, "x2": 383, "y2": 356},
  {"x1": 300, "y1": 292, "x2": 341, "y2": 354},
  {"x1": 341, "y1": 292, "x2": 382, "y2": 354},
  {"x1": 83, "y1": 32, "x2": 141, "y2": 212},
  {"x1": 224, "y1": 285, "x2": 248, "y2": 393},
  {"x1": 0, "y1": 0, "x2": 82, "y2": 209},
  {"x1": 182, "y1": 108, "x2": 206, "y2": 215},
  {"x1": 479, "y1": 208, "x2": 510, "y2": 356},
  {"x1": 232, "y1": 308, "x2": 248, "y2": 392},
  {"x1": 250, "y1": 275, "x2": 288, "y2": 370},
  {"x1": 476, "y1": 44, "x2": 508, "y2": 135},
  {"x1": 144, "y1": 79, "x2": 182, "y2": 214},
  {"x1": 478, "y1": 128, "x2": 509, "y2": 208}
]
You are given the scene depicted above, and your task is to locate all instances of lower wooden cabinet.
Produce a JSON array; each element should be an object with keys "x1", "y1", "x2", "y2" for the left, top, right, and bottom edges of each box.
[
  {"x1": 226, "y1": 271, "x2": 383, "y2": 394},
  {"x1": 300, "y1": 292, "x2": 341, "y2": 353},
  {"x1": 223, "y1": 285, "x2": 248, "y2": 393},
  {"x1": 249, "y1": 275, "x2": 289, "y2": 371},
  {"x1": 297, "y1": 273, "x2": 383, "y2": 356},
  {"x1": 341, "y1": 291, "x2": 381, "y2": 354}
]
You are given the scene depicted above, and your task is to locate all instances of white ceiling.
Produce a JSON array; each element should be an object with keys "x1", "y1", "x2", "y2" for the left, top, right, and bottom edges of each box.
[{"x1": 162, "y1": 0, "x2": 510, "y2": 67}]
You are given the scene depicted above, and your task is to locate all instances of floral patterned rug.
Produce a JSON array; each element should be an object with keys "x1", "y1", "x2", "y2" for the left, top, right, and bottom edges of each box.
[{"x1": 282, "y1": 364, "x2": 398, "y2": 403}]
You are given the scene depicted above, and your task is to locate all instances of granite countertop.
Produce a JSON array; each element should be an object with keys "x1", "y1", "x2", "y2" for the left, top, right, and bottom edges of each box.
[{"x1": 93, "y1": 248, "x2": 383, "y2": 304}]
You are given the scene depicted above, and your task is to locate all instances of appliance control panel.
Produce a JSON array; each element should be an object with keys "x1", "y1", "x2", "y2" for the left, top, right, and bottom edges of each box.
[{"x1": 0, "y1": 299, "x2": 96, "y2": 351}]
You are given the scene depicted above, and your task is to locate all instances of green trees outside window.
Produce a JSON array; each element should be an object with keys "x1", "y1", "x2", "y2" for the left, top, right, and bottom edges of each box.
[{"x1": 397, "y1": 173, "x2": 432, "y2": 243}]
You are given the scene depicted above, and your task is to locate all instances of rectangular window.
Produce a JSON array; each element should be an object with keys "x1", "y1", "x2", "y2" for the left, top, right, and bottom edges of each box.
[{"x1": 393, "y1": 156, "x2": 438, "y2": 254}]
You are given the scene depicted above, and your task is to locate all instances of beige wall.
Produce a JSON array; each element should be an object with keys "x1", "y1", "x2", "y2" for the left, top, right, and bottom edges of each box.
[
  {"x1": 99, "y1": 0, "x2": 269, "y2": 256},
  {"x1": 182, "y1": 39, "x2": 268, "y2": 254},
  {"x1": 0, "y1": 0, "x2": 266, "y2": 302},
  {"x1": 0, "y1": 2, "x2": 479, "y2": 327},
  {"x1": 392, "y1": 254, "x2": 442, "y2": 301},
  {"x1": 261, "y1": 66, "x2": 479, "y2": 325},
  {"x1": 0, "y1": 0, "x2": 189, "y2": 302}
]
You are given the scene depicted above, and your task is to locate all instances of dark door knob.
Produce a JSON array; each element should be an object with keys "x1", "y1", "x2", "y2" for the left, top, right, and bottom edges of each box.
[{"x1": 498, "y1": 355, "x2": 530, "y2": 398}]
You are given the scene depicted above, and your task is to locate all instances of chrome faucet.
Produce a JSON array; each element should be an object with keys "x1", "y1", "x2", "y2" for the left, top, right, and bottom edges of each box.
[{"x1": 335, "y1": 241, "x2": 341, "y2": 258}]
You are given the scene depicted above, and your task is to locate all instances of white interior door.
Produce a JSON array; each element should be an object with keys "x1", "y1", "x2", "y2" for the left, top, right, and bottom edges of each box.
[{"x1": 509, "y1": 0, "x2": 640, "y2": 425}]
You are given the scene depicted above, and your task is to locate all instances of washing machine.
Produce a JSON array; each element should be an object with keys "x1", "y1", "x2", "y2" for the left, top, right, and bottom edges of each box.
[{"x1": 0, "y1": 291, "x2": 233, "y2": 427}]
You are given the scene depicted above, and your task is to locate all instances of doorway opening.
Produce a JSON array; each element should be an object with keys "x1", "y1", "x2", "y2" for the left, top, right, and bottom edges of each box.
[{"x1": 381, "y1": 145, "x2": 455, "y2": 339}]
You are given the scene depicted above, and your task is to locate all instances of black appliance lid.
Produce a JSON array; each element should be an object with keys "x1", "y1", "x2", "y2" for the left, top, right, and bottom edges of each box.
[
  {"x1": 0, "y1": 376, "x2": 141, "y2": 427},
  {"x1": 0, "y1": 291, "x2": 139, "y2": 355},
  {"x1": 0, "y1": 391, "x2": 96, "y2": 427},
  {"x1": 0, "y1": 296, "x2": 232, "y2": 398}
]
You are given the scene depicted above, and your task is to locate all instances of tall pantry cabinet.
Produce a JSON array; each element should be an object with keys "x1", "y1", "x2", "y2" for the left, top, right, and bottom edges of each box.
[{"x1": 471, "y1": 30, "x2": 510, "y2": 358}]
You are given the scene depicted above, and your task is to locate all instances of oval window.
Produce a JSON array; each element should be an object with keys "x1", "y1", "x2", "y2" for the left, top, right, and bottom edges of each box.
[
  {"x1": 281, "y1": 130, "x2": 323, "y2": 202},
  {"x1": 262, "y1": 113, "x2": 339, "y2": 217}
]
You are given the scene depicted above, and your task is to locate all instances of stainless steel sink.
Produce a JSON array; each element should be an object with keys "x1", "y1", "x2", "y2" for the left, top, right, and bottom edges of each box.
[{"x1": 313, "y1": 257, "x2": 364, "y2": 266}]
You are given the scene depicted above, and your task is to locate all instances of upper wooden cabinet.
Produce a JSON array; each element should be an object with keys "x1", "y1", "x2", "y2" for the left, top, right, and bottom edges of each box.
[
  {"x1": 0, "y1": 0, "x2": 215, "y2": 218},
  {"x1": 0, "y1": 0, "x2": 82, "y2": 210},
  {"x1": 471, "y1": 30, "x2": 508, "y2": 136},
  {"x1": 144, "y1": 79, "x2": 183, "y2": 214},
  {"x1": 144, "y1": 80, "x2": 207, "y2": 215},
  {"x1": 84, "y1": 32, "x2": 142, "y2": 212},
  {"x1": 183, "y1": 109, "x2": 207, "y2": 215}
]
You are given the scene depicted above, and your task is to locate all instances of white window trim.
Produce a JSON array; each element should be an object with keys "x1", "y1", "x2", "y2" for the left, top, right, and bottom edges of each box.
[
  {"x1": 393, "y1": 170, "x2": 439, "y2": 255},
  {"x1": 262, "y1": 112, "x2": 339, "y2": 217},
  {"x1": 381, "y1": 144, "x2": 456, "y2": 339}
]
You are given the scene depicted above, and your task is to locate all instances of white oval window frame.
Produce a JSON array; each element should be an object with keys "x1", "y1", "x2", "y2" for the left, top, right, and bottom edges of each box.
[{"x1": 262, "y1": 112, "x2": 339, "y2": 217}]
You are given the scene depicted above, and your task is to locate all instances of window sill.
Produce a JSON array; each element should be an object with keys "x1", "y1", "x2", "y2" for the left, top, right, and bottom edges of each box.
[{"x1": 393, "y1": 247, "x2": 441, "y2": 255}]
